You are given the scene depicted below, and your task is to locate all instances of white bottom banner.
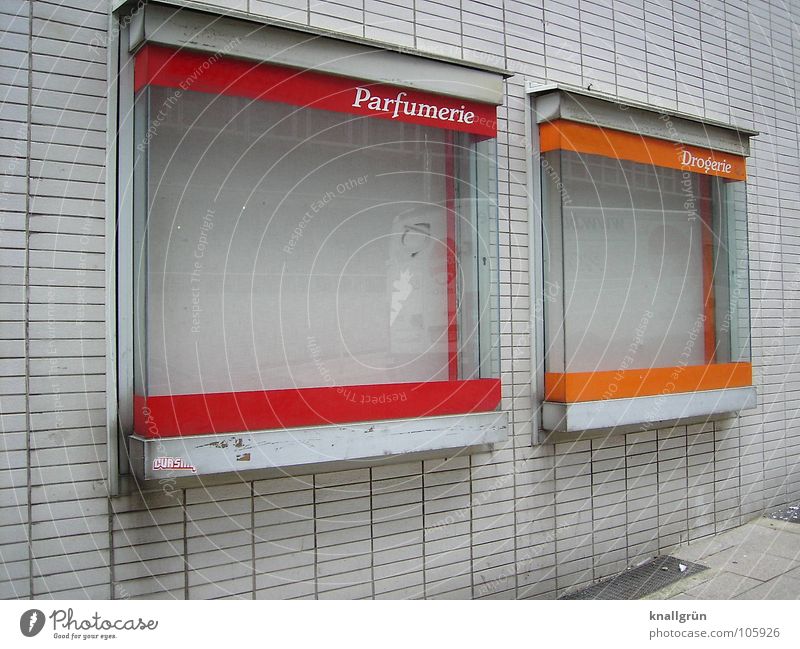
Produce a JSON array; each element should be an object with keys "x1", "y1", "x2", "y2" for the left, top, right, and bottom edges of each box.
[{"x1": 0, "y1": 600, "x2": 796, "y2": 648}]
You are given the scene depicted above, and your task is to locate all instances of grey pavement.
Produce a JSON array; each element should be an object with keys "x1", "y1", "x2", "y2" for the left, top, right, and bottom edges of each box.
[{"x1": 647, "y1": 515, "x2": 800, "y2": 600}]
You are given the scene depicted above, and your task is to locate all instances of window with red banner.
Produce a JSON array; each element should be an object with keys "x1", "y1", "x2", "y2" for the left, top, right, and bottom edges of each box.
[{"x1": 131, "y1": 45, "x2": 501, "y2": 439}]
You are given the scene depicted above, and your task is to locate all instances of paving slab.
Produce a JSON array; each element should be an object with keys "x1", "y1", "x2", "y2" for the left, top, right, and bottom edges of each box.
[
  {"x1": 683, "y1": 571, "x2": 762, "y2": 599},
  {"x1": 733, "y1": 574, "x2": 800, "y2": 600},
  {"x1": 670, "y1": 535, "x2": 740, "y2": 563},
  {"x1": 646, "y1": 509, "x2": 800, "y2": 600},
  {"x1": 693, "y1": 543, "x2": 800, "y2": 579},
  {"x1": 724, "y1": 552, "x2": 800, "y2": 582},
  {"x1": 714, "y1": 523, "x2": 800, "y2": 561},
  {"x1": 756, "y1": 517, "x2": 800, "y2": 536}
]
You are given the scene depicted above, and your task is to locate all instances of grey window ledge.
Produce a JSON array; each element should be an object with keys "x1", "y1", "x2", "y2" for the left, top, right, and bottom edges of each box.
[
  {"x1": 129, "y1": 410, "x2": 508, "y2": 482},
  {"x1": 541, "y1": 386, "x2": 756, "y2": 442}
]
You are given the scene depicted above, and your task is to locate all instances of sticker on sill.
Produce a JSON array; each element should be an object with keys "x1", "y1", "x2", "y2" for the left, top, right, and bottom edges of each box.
[{"x1": 152, "y1": 457, "x2": 197, "y2": 473}]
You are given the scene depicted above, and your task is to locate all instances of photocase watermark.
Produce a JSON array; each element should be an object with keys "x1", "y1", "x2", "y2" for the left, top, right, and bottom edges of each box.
[
  {"x1": 657, "y1": 113, "x2": 712, "y2": 223},
  {"x1": 337, "y1": 385, "x2": 408, "y2": 405},
  {"x1": 570, "y1": 213, "x2": 625, "y2": 232},
  {"x1": 395, "y1": 40, "x2": 506, "y2": 72},
  {"x1": 113, "y1": 582, "x2": 132, "y2": 601},
  {"x1": 638, "y1": 313, "x2": 707, "y2": 428},
  {"x1": 20, "y1": 610, "x2": 45, "y2": 637},
  {"x1": 307, "y1": 335, "x2": 408, "y2": 404},
  {"x1": 540, "y1": 155, "x2": 573, "y2": 207},
  {"x1": 477, "y1": 531, "x2": 558, "y2": 596},
  {"x1": 428, "y1": 470, "x2": 515, "y2": 532},
  {"x1": 20, "y1": 607, "x2": 159, "y2": 639},
  {"x1": 137, "y1": 91, "x2": 182, "y2": 153},
  {"x1": 601, "y1": 310, "x2": 654, "y2": 400},
  {"x1": 424, "y1": 468, "x2": 559, "y2": 596},
  {"x1": 88, "y1": 0, "x2": 146, "y2": 54},
  {"x1": 40, "y1": 608, "x2": 158, "y2": 641},
  {"x1": 1, "y1": 122, "x2": 27, "y2": 207},
  {"x1": 283, "y1": 175, "x2": 369, "y2": 254},
  {"x1": 45, "y1": 283, "x2": 65, "y2": 431},
  {"x1": 533, "y1": 280, "x2": 561, "y2": 326},
  {"x1": 189, "y1": 208, "x2": 215, "y2": 334},
  {"x1": 308, "y1": 336, "x2": 334, "y2": 386},
  {"x1": 136, "y1": 38, "x2": 242, "y2": 152},
  {"x1": 39, "y1": 221, "x2": 94, "y2": 439},
  {"x1": 137, "y1": 405, "x2": 180, "y2": 498},
  {"x1": 716, "y1": 276, "x2": 749, "y2": 338}
]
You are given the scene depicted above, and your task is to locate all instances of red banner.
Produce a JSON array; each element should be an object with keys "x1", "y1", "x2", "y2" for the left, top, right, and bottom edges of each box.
[
  {"x1": 134, "y1": 44, "x2": 497, "y2": 137},
  {"x1": 134, "y1": 379, "x2": 502, "y2": 438}
]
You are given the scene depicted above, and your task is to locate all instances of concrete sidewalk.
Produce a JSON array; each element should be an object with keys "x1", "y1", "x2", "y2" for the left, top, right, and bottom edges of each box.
[{"x1": 647, "y1": 514, "x2": 800, "y2": 600}]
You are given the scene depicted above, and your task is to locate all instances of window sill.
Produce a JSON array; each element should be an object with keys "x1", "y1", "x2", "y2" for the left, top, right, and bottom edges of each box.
[
  {"x1": 129, "y1": 410, "x2": 508, "y2": 481},
  {"x1": 540, "y1": 386, "x2": 756, "y2": 441}
]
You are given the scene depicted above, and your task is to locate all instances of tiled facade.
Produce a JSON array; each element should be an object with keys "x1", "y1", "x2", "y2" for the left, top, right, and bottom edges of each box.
[{"x1": 1, "y1": 0, "x2": 799, "y2": 599}]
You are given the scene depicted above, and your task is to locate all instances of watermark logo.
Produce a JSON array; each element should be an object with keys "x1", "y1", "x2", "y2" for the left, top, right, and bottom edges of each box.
[
  {"x1": 283, "y1": 175, "x2": 369, "y2": 255},
  {"x1": 20, "y1": 610, "x2": 45, "y2": 637}
]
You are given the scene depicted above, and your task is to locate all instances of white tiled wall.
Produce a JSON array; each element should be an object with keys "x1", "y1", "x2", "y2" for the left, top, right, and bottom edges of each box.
[{"x1": 1, "y1": 0, "x2": 799, "y2": 599}]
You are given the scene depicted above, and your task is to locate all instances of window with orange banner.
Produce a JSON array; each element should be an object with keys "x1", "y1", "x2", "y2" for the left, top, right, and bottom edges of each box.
[{"x1": 540, "y1": 122, "x2": 751, "y2": 404}]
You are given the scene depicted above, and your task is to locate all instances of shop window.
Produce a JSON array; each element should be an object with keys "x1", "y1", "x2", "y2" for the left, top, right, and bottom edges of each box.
[
  {"x1": 531, "y1": 90, "x2": 756, "y2": 435},
  {"x1": 130, "y1": 45, "x2": 501, "y2": 443}
]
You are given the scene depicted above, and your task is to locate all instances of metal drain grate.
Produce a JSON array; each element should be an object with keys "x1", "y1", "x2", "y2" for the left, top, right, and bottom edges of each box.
[
  {"x1": 559, "y1": 556, "x2": 708, "y2": 600},
  {"x1": 765, "y1": 504, "x2": 800, "y2": 524}
]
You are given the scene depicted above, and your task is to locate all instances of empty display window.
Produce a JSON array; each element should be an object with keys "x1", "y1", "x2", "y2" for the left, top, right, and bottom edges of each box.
[
  {"x1": 130, "y1": 45, "x2": 501, "y2": 439},
  {"x1": 539, "y1": 119, "x2": 752, "y2": 408}
]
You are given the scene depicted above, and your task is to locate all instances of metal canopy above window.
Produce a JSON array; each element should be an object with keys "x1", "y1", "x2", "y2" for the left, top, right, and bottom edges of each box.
[
  {"x1": 528, "y1": 83, "x2": 757, "y2": 157},
  {"x1": 121, "y1": 0, "x2": 509, "y2": 105}
]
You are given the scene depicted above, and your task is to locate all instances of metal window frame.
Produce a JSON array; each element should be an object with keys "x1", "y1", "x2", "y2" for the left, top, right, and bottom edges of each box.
[
  {"x1": 529, "y1": 83, "x2": 757, "y2": 155},
  {"x1": 106, "y1": 11, "x2": 139, "y2": 495},
  {"x1": 105, "y1": 6, "x2": 121, "y2": 496},
  {"x1": 107, "y1": 2, "x2": 510, "y2": 488},
  {"x1": 525, "y1": 83, "x2": 758, "y2": 444}
]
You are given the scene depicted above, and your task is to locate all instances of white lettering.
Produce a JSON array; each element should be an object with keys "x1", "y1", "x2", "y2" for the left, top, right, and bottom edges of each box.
[
  {"x1": 392, "y1": 92, "x2": 407, "y2": 119},
  {"x1": 680, "y1": 148, "x2": 734, "y2": 176},
  {"x1": 352, "y1": 87, "x2": 371, "y2": 107},
  {"x1": 416, "y1": 103, "x2": 437, "y2": 119},
  {"x1": 352, "y1": 87, "x2": 485, "y2": 129}
]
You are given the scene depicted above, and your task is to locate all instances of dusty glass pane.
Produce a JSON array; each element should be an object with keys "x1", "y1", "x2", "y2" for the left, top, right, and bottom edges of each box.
[
  {"x1": 541, "y1": 149, "x2": 751, "y2": 375},
  {"x1": 133, "y1": 87, "x2": 499, "y2": 397}
]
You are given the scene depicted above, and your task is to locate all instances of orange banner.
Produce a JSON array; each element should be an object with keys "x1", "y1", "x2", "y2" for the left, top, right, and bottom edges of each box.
[
  {"x1": 545, "y1": 362, "x2": 752, "y2": 403},
  {"x1": 539, "y1": 119, "x2": 746, "y2": 181}
]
